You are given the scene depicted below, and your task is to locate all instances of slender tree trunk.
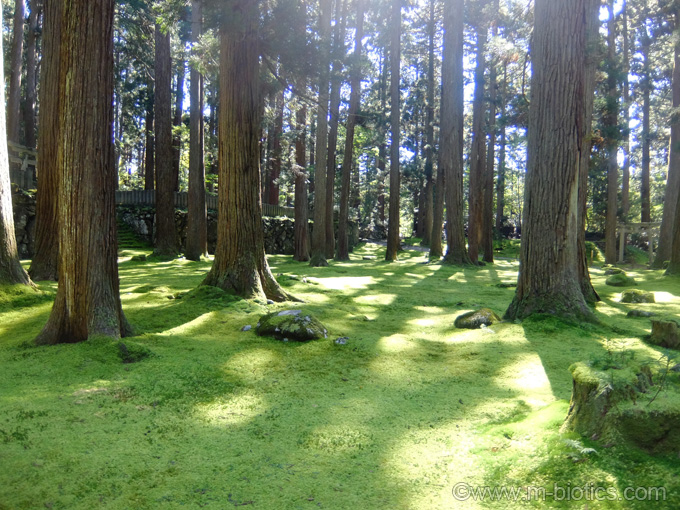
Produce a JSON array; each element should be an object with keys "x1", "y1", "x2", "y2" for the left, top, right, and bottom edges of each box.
[
  {"x1": 310, "y1": 0, "x2": 332, "y2": 267},
  {"x1": 496, "y1": 63, "x2": 507, "y2": 237},
  {"x1": 268, "y1": 88, "x2": 284, "y2": 205},
  {"x1": 325, "y1": 0, "x2": 348, "y2": 259},
  {"x1": 440, "y1": 0, "x2": 470, "y2": 265},
  {"x1": 172, "y1": 55, "x2": 185, "y2": 192},
  {"x1": 186, "y1": 0, "x2": 207, "y2": 261},
  {"x1": 421, "y1": 0, "x2": 434, "y2": 249},
  {"x1": 23, "y1": 0, "x2": 41, "y2": 149},
  {"x1": 7, "y1": 0, "x2": 25, "y2": 143},
  {"x1": 605, "y1": 0, "x2": 619, "y2": 265},
  {"x1": 294, "y1": 80, "x2": 310, "y2": 262},
  {"x1": 337, "y1": 0, "x2": 364, "y2": 261},
  {"x1": 622, "y1": 2, "x2": 631, "y2": 227},
  {"x1": 467, "y1": 22, "x2": 487, "y2": 264},
  {"x1": 28, "y1": 0, "x2": 60, "y2": 282},
  {"x1": 654, "y1": 8, "x2": 680, "y2": 267},
  {"x1": 153, "y1": 24, "x2": 178, "y2": 257},
  {"x1": 35, "y1": 0, "x2": 130, "y2": 344},
  {"x1": 505, "y1": 0, "x2": 596, "y2": 321},
  {"x1": 482, "y1": 10, "x2": 498, "y2": 263},
  {"x1": 144, "y1": 85, "x2": 155, "y2": 190},
  {"x1": 202, "y1": 3, "x2": 291, "y2": 302},
  {"x1": 641, "y1": 10, "x2": 651, "y2": 224},
  {"x1": 385, "y1": 0, "x2": 401, "y2": 262}
]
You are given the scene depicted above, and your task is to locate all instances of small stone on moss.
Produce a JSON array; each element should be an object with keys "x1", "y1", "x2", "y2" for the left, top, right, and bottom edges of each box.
[{"x1": 454, "y1": 308, "x2": 501, "y2": 329}]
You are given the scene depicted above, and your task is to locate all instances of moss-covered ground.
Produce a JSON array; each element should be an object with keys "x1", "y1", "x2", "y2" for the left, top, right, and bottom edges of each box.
[{"x1": 1, "y1": 241, "x2": 679, "y2": 509}]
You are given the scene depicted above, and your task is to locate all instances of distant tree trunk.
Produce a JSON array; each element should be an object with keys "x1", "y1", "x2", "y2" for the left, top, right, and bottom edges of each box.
[
  {"x1": 654, "y1": 8, "x2": 680, "y2": 267},
  {"x1": 153, "y1": 24, "x2": 178, "y2": 257},
  {"x1": 0, "y1": 32, "x2": 31, "y2": 285},
  {"x1": 337, "y1": 0, "x2": 364, "y2": 261},
  {"x1": 35, "y1": 0, "x2": 131, "y2": 344},
  {"x1": 496, "y1": 63, "x2": 507, "y2": 237},
  {"x1": 268, "y1": 88, "x2": 284, "y2": 205},
  {"x1": 482, "y1": 10, "x2": 498, "y2": 263},
  {"x1": 604, "y1": 0, "x2": 619, "y2": 265},
  {"x1": 144, "y1": 85, "x2": 155, "y2": 190},
  {"x1": 640, "y1": 12, "x2": 651, "y2": 224},
  {"x1": 185, "y1": 0, "x2": 207, "y2": 261},
  {"x1": 28, "y1": 0, "x2": 60, "y2": 282},
  {"x1": 172, "y1": 55, "x2": 185, "y2": 192},
  {"x1": 325, "y1": 0, "x2": 348, "y2": 259},
  {"x1": 7, "y1": 0, "x2": 25, "y2": 143},
  {"x1": 385, "y1": 0, "x2": 401, "y2": 262},
  {"x1": 440, "y1": 0, "x2": 469, "y2": 265},
  {"x1": 621, "y1": 3, "x2": 631, "y2": 226},
  {"x1": 421, "y1": 0, "x2": 435, "y2": 247},
  {"x1": 310, "y1": 0, "x2": 332, "y2": 267},
  {"x1": 505, "y1": 0, "x2": 596, "y2": 321},
  {"x1": 294, "y1": 80, "x2": 310, "y2": 262},
  {"x1": 23, "y1": 0, "x2": 41, "y2": 149},
  {"x1": 467, "y1": 22, "x2": 487, "y2": 264},
  {"x1": 202, "y1": 4, "x2": 291, "y2": 302}
]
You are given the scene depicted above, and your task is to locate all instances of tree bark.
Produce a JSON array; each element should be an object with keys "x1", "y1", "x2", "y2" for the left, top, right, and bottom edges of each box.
[
  {"x1": 28, "y1": 0, "x2": 60, "y2": 282},
  {"x1": 440, "y1": 0, "x2": 470, "y2": 265},
  {"x1": 35, "y1": 0, "x2": 130, "y2": 344},
  {"x1": 421, "y1": 0, "x2": 436, "y2": 247},
  {"x1": 604, "y1": 0, "x2": 619, "y2": 265},
  {"x1": 294, "y1": 79, "x2": 310, "y2": 262},
  {"x1": 467, "y1": 21, "x2": 487, "y2": 264},
  {"x1": 202, "y1": 3, "x2": 291, "y2": 302},
  {"x1": 505, "y1": 0, "x2": 596, "y2": 321},
  {"x1": 185, "y1": 0, "x2": 207, "y2": 261},
  {"x1": 385, "y1": 0, "x2": 401, "y2": 262},
  {"x1": 23, "y1": 0, "x2": 41, "y2": 149},
  {"x1": 153, "y1": 24, "x2": 178, "y2": 257},
  {"x1": 337, "y1": 0, "x2": 364, "y2": 261},
  {"x1": 7, "y1": 0, "x2": 25, "y2": 143},
  {"x1": 310, "y1": 0, "x2": 332, "y2": 267}
]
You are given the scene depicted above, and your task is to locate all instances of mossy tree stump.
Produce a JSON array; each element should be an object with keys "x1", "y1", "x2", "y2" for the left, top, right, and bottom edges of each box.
[{"x1": 650, "y1": 319, "x2": 680, "y2": 349}]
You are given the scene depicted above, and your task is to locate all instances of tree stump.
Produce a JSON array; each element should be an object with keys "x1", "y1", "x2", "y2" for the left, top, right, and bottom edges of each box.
[{"x1": 650, "y1": 319, "x2": 680, "y2": 349}]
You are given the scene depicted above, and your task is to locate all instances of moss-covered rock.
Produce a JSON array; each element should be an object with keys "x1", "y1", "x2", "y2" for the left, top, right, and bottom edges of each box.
[
  {"x1": 627, "y1": 309, "x2": 655, "y2": 318},
  {"x1": 454, "y1": 308, "x2": 501, "y2": 329},
  {"x1": 256, "y1": 310, "x2": 328, "y2": 341},
  {"x1": 649, "y1": 318, "x2": 680, "y2": 349},
  {"x1": 620, "y1": 289, "x2": 655, "y2": 303},
  {"x1": 605, "y1": 273, "x2": 636, "y2": 287},
  {"x1": 604, "y1": 267, "x2": 625, "y2": 275}
]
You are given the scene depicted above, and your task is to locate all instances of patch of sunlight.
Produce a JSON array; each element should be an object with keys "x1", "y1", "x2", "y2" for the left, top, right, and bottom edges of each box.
[
  {"x1": 409, "y1": 317, "x2": 437, "y2": 327},
  {"x1": 415, "y1": 305, "x2": 446, "y2": 314},
  {"x1": 354, "y1": 293, "x2": 396, "y2": 306},
  {"x1": 404, "y1": 272, "x2": 426, "y2": 280},
  {"x1": 378, "y1": 334, "x2": 416, "y2": 353},
  {"x1": 224, "y1": 349, "x2": 281, "y2": 380},
  {"x1": 159, "y1": 312, "x2": 217, "y2": 335},
  {"x1": 651, "y1": 291, "x2": 677, "y2": 303},
  {"x1": 495, "y1": 356, "x2": 555, "y2": 407},
  {"x1": 317, "y1": 276, "x2": 375, "y2": 291},
  {"x1": 196, "y1": 392, "x2": 264, "y2": 426}
]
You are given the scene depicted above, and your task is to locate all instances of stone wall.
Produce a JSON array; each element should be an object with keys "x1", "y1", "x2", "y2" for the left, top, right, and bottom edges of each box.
[{"x1": 11, "y1": 190, "x2": 358, "y2": 258}]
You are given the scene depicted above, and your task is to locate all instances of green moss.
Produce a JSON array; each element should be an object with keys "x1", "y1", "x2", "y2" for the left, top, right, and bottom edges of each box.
[{"x1": 606, "y1": 273, "x2": 636, "y2": 287}]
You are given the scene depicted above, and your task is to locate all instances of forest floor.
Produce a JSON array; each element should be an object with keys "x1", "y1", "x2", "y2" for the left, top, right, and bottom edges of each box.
[{"x1": 0, "y1": 240, "x2": 679, "y2": 509}]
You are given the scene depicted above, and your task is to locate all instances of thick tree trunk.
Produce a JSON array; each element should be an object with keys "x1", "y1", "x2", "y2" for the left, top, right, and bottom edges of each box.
[
  {"x1": 144, "y1": 85, "x2": 155, "y2": 190},
  {"x1": 467, "y1": 23, "x2": 487, "y2": 264},
  {"x1": 35, "y1": 0, "x2": 130, "y2": 344},
  {"x1": 654, "y1": 10, "x2": 680, "y2": 267},
  {"x1": 604, "y1": 0, "x2": 619, "y2": 265},
  {"x1": 421, "y1": 0, "x2": 435, "y2": 247},
  {"x1": 440, "y1": 0, "x2": 469, "y2": 265},
  {"x1": 385, "y1": 0, "x2": 401, "y2": 262},
  {"x1": 310, "y1": 0, "x2": 332, "y2": 267},
  {"x1": 28, "y1": 0, "x2": 60, "y2": 282},
  {"x1": 337, "y1": 0, "x2": 364, "y2": 261},
  {"x1": 172, "y1": 55, "x2": 185, "y2": 192},
  {"x1": 153, "y1": 25, "x2": 178, "y2": 257},
  {"x1": 505, "y1": 0, "x2": 596, "y2": 321},
  {"x1": 23, "y1": 0, "x2": 41, "y2": 149},
  {"x1": 185, "y1": 0, "x2": 207, "y2": 261},
  {"x1": 294, "y1": 80, "x2": 310, "y2": 262},
  {"x1": 7, "y1": 0, "x2": 25, "y2": 143},
  {"x1": 203, "y1": 5, "x2": 291, "y2": 302}
]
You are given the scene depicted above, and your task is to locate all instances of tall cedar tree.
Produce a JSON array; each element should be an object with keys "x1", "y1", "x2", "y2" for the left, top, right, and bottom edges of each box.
[
  {"x1": 310, "y1": 0, "x2": 332, "y2": 267},
  {"x1": 604, "y1": 0, "x2": 619, "y2": 265},
  {"x1": 144, "y1": 84, "x2": 155, "y2": 190},
  {"x1": 420, "y1": 0, "x2": 435, "y2": 247},
  {"x1": 153, "y1": 24, "x2": 178, "y2": 256},
  {"x1": 7, "y1": 0, "x2": 24, "y2": 143},
  {"x1": 29, "y1": 0, "x2": 60, "y2": 282},
  {"x1": 505, "y1": 0, "x2": 596, "y2": 321},
  {"x1": 441, "y1": 0, "x2": 470, "y2": 265},
  {"x1": 35, "y1": 0, "x2": 131, "y2": 344},
  {"x1": 385, "y1": 0, "x2": 401, "y2": 262},
  {"x1": 665, "y1": 9, "x2": 680, "y2": 275},
  {"x1": 172, "y1": 54, "x2": 185, "y2": 192},
  {"x1": 654, "y1": 7, "x2": 680, "y2": 267},
  {"x1": 202, "y1": 0, "x2": 291, "y2": 301},
  {"x1": 294, "y1": 77, "x2": 310, "y2": 262},
  {"x1": 185, "y1": 0, "x2": 208, "y2": 261},
  {"x1": 23, "y1": 0, "x2": 41, "y2": 149},
  {"x1": 640, "y1": 6, "x2": 651, "y2": 224},
  {"x1": 337, "y1": 0, "x2": 365, "y2": 261}
]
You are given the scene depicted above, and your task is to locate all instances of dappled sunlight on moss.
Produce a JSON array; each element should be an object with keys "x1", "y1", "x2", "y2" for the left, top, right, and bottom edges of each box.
[
  {"x1": 317, "y1": 275, "x2": 375, "y2": 290},
  {"x1": 196, "y1": 392, "x2": 266, "y2": 426},
  {"x1": 494, "y1": 355, "x2": 555, "y2": 407}
]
